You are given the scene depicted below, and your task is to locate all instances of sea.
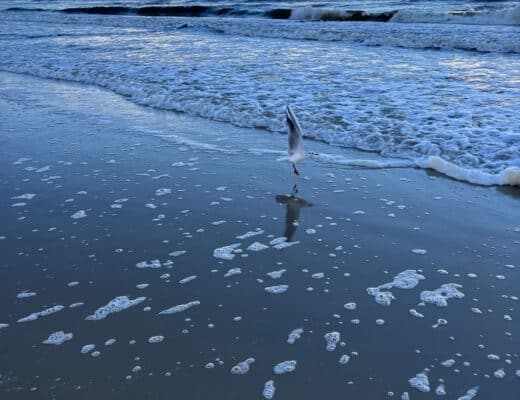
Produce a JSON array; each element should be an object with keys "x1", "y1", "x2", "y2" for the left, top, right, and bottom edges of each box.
[{"x1": 1, "y1": 1, "x2": 519, "y2": 185}]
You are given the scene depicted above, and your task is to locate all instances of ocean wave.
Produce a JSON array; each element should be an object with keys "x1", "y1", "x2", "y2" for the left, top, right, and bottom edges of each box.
[
  {"x1": 391, "y1": 4, "x2": 520, "y2": 26},
  {"x1": 7, "y1": 4, "x2": 519, "y2": 26}
]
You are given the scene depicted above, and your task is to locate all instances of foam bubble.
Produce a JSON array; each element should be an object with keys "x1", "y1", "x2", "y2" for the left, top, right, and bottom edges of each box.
[
  {"x1": 81, "y1": 344, "x2": 96, "y2": 354},
  {"x1": 324, "y1": 331, "x2": 340, "y2": 352},
  {"x1": 457, "y1": 386, "x2": 479, "y2": 400},
  {"x1": 267, "y1": 269, "x2": 286, "y2": 279},
  {"x1": 231, "y1": 357, "x2": 255, "y2": 375},
  {"x1": 339, "y1": 354, "x2": 350, "y2": 365},
  {"x1": 420, "y1": 283, "x2": 464, "y2": 307},
  {"x1": 179, "y1": 275, "x2": 197, "y2": 284},
  {"x1": 287, "y1": 328, "x2": 303, "y2": 344},
  {"x1": 265, "y1": 285, "x2": 288, "y2": 294},
  {"x1": 247, "y1": 242, "x2": 269, "y2": 251},
  {"x1": 71, "y1": 210, "x2": 87, "y2": 219},
  {"x1": 408, "y1": 371, "x2": 430, "y2": 392},
  {"x1": 263, "y1": 380, "x2": 275, "y2": 399},
  {"x1": 148, "y1": 335, "x2": 164, "y2": 343},
  {"x1": 236, "y1": 230, "x2": 264, "y2": 240},
  {"x1": 43, "y1": 331, "x2": 73, "y2": 345},
  {"x1": 159, "y1": 301, "x2": 200, "y2": 315},
  {"x1": 213, "y1": 243, "x2": 241, "y2": 260},
  {"x1": 224, "y1": 268, "x2": 242, "y2": 278},
  {"x1": 367, "y1": 270, "x2": 425, "y2": 306},
  {"x1": 85, "y1": 296, "x2": 146, "y2": 320},
  {"x1": 18, "y1": 305, "x2": 65, "y2": 323},
  {"x1": 273, "y1": 360, "x2": 296, "y2": 375}
]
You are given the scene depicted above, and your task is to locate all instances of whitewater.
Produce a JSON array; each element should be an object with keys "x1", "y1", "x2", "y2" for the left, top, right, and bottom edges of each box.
[{"x1": 0, "y1": 0, "x2": 519, "y2": 186}]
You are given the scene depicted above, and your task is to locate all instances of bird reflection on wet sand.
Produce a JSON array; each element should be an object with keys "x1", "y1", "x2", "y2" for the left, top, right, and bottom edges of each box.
[{"x1": 275, "y1": 185, "x2": 312, "y2": 241}]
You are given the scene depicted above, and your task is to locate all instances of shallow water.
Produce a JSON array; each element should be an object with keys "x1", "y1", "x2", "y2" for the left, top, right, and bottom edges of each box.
[{"x1": 0, "y1": 72, "x2": 519, "y2": 399}]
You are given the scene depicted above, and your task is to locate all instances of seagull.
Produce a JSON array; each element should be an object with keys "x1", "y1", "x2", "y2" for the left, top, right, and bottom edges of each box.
[{"x1": 286, "y1": 105, "x2": 317, "y2": 175}]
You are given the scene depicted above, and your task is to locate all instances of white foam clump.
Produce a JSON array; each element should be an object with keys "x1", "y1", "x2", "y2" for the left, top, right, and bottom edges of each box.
[
  {"x1": 16, "y1": 291, "x2": 36, "y2": 299},
  {"x1": 269, "y1": 237, "x2": 299, "y2": 250},
  {"x1": 344, "y1": 302, "x2": 357, "y2": 310},
  {"x1": 159, "y1": 301, "x2": 200, "y2": 315},
  {"x1": 231, "y1": 357, "x2": 255, "y2": 374},
  {"x1": 420, "y1": 283, "x2": 464, "y2": 307},
  {"x1": 287, "y1": 328, "x2": 303, "y2": 344},
  {"x1": 312, "y1": 272, "x2": 324, "y2": 279},
  {"x1": 417, "y1": 156, "x2": 520, "y2": 187},
  {"x1": 457, "y1": 386, "x2": 479, "y2": 400},
  {"x1": 263, "y1": 380, "x2": 276, "y2": 399},
  {"x1": 441, "y1": 359, "x2": 455, "y2": 367},
  {"x1": 224, "y1": 268, "x2": 242, "y2": 278},
  {"x1": 324, "y1": 331, "x2": 340, "y2": 351},
  {"x1": 155, "y1": 188, "x2": 171, "y2": 196},
  {"x1": 265, "y1": 285, "x2": 288, "y2": 294},
  {"x1": 12, "y1": 193, "x2": 35, "y2": 200},
  {"x1": 136, "y1": 259, "x2": 162, "y2": 269},
  {"x1": 273, "y1": 360, "x2": 297, "y2": 375},
  {"x1": 236, "y1": 230, "x2": 264, "y2": 240},
  {"x1": 71, "y1": 210, "x2": 87, "y2": 219},
  {"x1": 86, "y1": 296, "x2": 146, "y2": 320},
  {"x1": 213, "y1": 243, "x2": 241, "y2": 260},
  {"x1": 18, "y1": 305, "x2": 65, "y2": 323},
  {"x1": 436, "y1": 384, "x2": 446, "y2": 395},
  {"x1": 267, "y1": 269, "x2": 286, "y2": 279},
  {"x1": 169, "y1": 250, "x2": 186, "y2": 257},
  {"x1": 179, "y1": 275, "x2": 197, "y2": 284},
  {"x1": 412, "y1": 248, "x2": 427, "y2": 255},
  {"x1": 81, "y1": 344, "x2": 96, "y2": 354},
  {"x1": 408, "y1": 371, "x2": 430, "y2": 392},
  {"x1": 148, "y1": 335, "x2": 164, "y2": 343},
  {"x1": 339, "y1": 354, "x2": 350, "y2": 365},
  {"x1": 494, "y1": 368, "x2": 505, "y2": 378},
  {"x1": 247, "y1": 242, "x2": 269, "y2": 252},
  {"x1": 43, "y1": 331, "x2": 73, "y2": 345},
  {"x1": 367, "y1": 270, "x2": 425, "y2": 306},
  {"x1": 0, "y1": 323, "x2": 9, "y2": 330}
]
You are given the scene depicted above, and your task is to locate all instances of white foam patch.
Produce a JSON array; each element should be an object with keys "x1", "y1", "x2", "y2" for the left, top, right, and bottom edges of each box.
[
  {"x1": 213, "y1": 243, "x2": 241, "y2": 260},
  {"x1": 339, "y1": 354, "x2": 350, "y2": 365},
  {"x1": 230, "y1": 357, "x2": 255, "y2": 375},
  {"x1": 159, "y1": 301, "x2": 200, "y2": 315},
  {"x1": 43, "y1": 331, "x2": 73, "y2": 345},
  {"x1": 265, "y1": 285, "x2": 288, "y2": 294},
  {"x1": 85, "y1": 296, "x2": 146, "y2": 320},
  {"x1": 263, "y1": 380, "x2": 276, "y2": 399},
  {"x1": 71, "y1": 210, "x2": 87, "y2": 219},
  {"x1": 18, "y1": 305, "x2": 65, "y2": 323},
  {"x1": 16, "y1": 291, "x2": 36, "y2": 299},
  {"x1": 367, "y1": 270, "x2": 425, "y2": 306},
  {"x1": 420, "y1": 283, "x2": 464, "y2": 306},
  {"x1": 236, "y1": 230, "x2": 264, "y2": 240},
  {"x1": 267, "y1": 269, "x2": 286, "y2": 279},
  {"x1": 287, "y1": 328, "x2": 303, "y2": 344},
  {"x1": 155, "y1": 188, "x2": 171, "y2": 196},
  {"x1": 168, "y1": 250, "x2": 186, "y2": 257},
  {"x1": 224, "y1": 268, "x2": 242, "y2": 278},
  {"x1": 148, "y1": 335, "x2": 164, "y2": 343},
  {"x1": 247, "y1": 242, "x2": 269, "y2": 252},
  {"x1": 81, "y1": 344, "x2": 96, "y2": 354},
  {"x1": 179, "y1": 275, "x2": 197, "y2": 284},
  {"x1": 324, "y1": 331, "x2": 340, "y2": 352},
  {"x1": 12, "y1": 193, "x2": 35, "y2": 200},
  {"x1": 0, "y1": 323, "x2": 9, "y2": 330},
  {"x1": 273, "y1": 360, "x2": 297, "y2": 375},
  {"x1": 408, "y1": 371, "x2": 430, "y2": 392},
  {"x1": 457, "y1": 386, "x2": 479, "y2": 400},
  {"x1": 136, "y1": 259, "x2": 162, "y2": 269}
]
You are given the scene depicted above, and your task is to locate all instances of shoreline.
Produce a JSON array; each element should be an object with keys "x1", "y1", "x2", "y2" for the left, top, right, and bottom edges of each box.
[{"x1": 1, "y1": 71, "x2": 519, "y2": 399}]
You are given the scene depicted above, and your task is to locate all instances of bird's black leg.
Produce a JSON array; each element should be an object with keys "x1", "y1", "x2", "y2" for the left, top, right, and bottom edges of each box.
[{"x1": 292, "y1": 163, "x2": 300, "y2": 176}]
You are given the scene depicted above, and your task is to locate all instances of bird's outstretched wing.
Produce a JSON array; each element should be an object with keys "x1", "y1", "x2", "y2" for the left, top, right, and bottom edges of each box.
[{"x1": 286, "y1": 105, "x2": 303, "y2": 156}]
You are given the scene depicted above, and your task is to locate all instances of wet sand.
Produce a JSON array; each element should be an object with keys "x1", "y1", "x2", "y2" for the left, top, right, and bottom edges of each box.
[{"x1": 0, "y1": 72, "x2": 519, "y2": 399}]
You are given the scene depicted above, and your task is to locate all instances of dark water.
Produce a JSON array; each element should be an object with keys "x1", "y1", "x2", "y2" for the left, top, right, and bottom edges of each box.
[{"x1": 1, "y1": 72, "x2": 519, "y2": 399}]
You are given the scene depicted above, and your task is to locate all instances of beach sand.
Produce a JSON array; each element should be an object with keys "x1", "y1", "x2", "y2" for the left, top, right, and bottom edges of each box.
[{"x1": 1, "y1": 71, "x2": 519, "y2": 399}]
